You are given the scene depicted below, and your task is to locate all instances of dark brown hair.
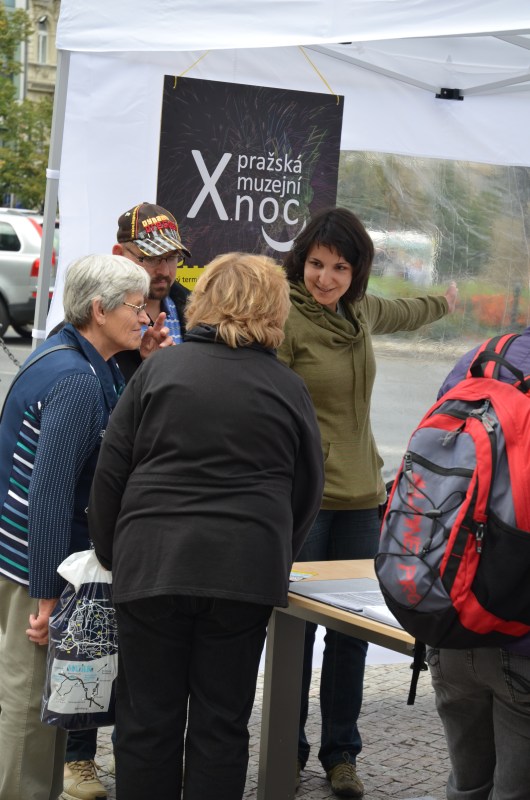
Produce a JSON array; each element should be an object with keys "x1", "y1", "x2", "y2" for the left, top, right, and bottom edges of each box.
[{"x1": 283, "y1": 207, "x2": 374, "y2": 303}]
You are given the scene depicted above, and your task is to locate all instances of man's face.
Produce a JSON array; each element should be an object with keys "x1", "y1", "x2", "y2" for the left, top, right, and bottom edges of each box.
[{"x1": 121, "y1": 244, "x2": 181, "y2": 300}]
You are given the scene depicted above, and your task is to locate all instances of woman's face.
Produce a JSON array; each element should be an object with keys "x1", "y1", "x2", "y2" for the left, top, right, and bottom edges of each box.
[
  {"x1": 101, "y1": 291, "x2": 149, "y2": 356},
  {"x1": 303, "y1": 243, "x2": 353, "y2": 311}
]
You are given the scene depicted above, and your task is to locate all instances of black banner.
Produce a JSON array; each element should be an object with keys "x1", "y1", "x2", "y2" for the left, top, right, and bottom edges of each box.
[{"x1": 157, "y1": 76, "x2": 343, "y2": 287}]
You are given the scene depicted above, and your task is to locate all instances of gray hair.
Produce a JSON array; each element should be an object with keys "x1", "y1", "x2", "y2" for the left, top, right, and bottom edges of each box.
[{"x1": 63, "y1": 254, "x2": 150, "y2": 327}]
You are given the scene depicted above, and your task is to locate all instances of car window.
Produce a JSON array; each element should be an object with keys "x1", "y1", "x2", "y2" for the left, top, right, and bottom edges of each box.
[{"x1": 0, "y1": 221, "x2": 21, "y2": 252}]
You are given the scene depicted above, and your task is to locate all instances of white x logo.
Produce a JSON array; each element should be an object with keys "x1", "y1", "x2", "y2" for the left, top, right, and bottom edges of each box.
[{"x1": 187, "y1": 150, "x2": 232, "y2": 220}]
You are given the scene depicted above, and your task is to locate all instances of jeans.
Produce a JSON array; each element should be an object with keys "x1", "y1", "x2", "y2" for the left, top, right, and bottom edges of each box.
[
  {"x1": 65, "y1": 728, "x2": 98, "y2": 762},
  {"x1": 66, "y1": 726, "x2": 116, "y2": 763},
  {"x1": 427, "y1": 646, "x2": 530, "y2": 800},
  {"x1": 297, "y1": 508, "x2": 380, "y2": 771},
  {"x1": 114, "y1": 595, "x2": 272, "y2": 800}
]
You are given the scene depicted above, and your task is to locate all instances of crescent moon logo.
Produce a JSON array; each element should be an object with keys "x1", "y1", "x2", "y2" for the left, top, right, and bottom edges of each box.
[{"x1": 261, "y1": 220, "x2": 307, "y2": 253}]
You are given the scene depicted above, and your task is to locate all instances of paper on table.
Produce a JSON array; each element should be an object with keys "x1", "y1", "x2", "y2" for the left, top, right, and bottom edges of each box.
[
  {"x1": 310, "y1": 590, "x2": 403, "y2": 630},
  {"x1": 362, "y1": 604, "x2": 403, "y2": 628}
]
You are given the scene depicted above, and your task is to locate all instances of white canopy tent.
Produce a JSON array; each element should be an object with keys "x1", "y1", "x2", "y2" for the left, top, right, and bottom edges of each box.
[{"x1": 37, "y1": 0, "x2": 530, "y2": 337}]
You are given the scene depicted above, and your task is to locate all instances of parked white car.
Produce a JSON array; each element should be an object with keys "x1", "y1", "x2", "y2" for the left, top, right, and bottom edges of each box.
[{"x1": 0, "y1": 208, "x2": 58, "y2": 338}]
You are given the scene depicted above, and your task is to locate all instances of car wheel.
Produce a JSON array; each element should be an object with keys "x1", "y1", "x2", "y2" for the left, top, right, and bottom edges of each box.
[
  {"x1": 11, "y1": 322, "x2": 33, "y2": 339},
  {"x1": 0, "y1": 298, "x2": 10, "y2": 338}
]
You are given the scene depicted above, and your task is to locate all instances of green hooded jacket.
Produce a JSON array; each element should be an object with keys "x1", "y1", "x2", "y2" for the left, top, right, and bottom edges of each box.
[{"x1": 277, "y1": 281, "x2": 448, "y2": 510}]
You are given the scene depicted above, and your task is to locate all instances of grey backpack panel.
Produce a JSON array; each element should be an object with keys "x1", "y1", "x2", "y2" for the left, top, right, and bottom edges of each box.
[{"x1": 376, "y1": 356, "x2": 530, "y2": 649}]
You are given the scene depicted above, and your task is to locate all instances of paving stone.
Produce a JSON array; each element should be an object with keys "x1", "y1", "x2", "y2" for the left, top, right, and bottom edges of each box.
[{"x1": 94, "y1": 662, "x2": 449, "y2": 799}]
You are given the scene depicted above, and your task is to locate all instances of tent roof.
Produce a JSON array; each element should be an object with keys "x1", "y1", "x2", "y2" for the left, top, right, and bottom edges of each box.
[
  {"x1": 53, "y1": 0, "x2": 530, "y2": 163},
  {"x1": 57, "y1": 0, "x2": 530, "y2": 96},
  {"x1": 56, "y1": 0, "x2": 530, "y2": 52},
  {"x1": 53, "y1": 1, "x2": 530, "y2": 165},
  {"x1": 311, "y1": 35, "x2": 530, "y2": 98}
]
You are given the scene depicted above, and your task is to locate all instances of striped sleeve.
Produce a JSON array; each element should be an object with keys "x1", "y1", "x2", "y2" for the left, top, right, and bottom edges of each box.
[{"x1": 27, "y1": 373, "x2": 105, "y2": 598}]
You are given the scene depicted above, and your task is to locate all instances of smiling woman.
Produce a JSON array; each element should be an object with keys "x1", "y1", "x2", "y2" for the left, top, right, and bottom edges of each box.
[
  {"x1": 61, "y1": 254, "x2": 150, "y2": 360},
  {"x1": 303, "y1": 243, "x2": 354, "y2": 312},
  {"x1": 0, "y1": 253, "x2": 149, "y2": 800},
  {"x1": 279, "y1": 206, "x2": 455, "y2": 797}
]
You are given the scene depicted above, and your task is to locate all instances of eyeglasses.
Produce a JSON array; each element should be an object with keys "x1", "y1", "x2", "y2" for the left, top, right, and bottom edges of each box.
[
  {"x1": 125, "y1": 246, "x2": 182, "y2": 269},
  {"x1": 138, "y1": 254, "x2": 181, "y2": 268},
  {"x1": 123, "y1": 301, "x2": 148, "y2": 316}
]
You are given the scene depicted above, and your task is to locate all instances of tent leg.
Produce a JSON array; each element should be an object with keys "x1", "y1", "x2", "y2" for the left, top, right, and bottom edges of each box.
[{"x1": 32, "y1": 48, "x2": 70, "y2": 350}]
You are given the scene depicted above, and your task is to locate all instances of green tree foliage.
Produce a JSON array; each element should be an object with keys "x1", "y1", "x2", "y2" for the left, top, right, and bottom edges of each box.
[
  {"x1": 0, "y1": 4, "x2": 52, "y2": 209},
  {"x1": 337, "y1": 151, "x2": 434, "y2": 231},
  {"x1": 338, "y1": 151, "x2": 499, "y2": 282},
  {"x1": 430, "y1": 161, "x2": 487, "y2": 280}
]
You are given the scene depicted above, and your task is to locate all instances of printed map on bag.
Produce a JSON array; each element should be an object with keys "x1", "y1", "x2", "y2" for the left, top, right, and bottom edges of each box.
[
  {"x1": 46, "y1": 652, "x2": 118, "y2": 714},
  {"x1": 56, "y1": 597, "x2": 118, "y2": 658},
  {"x1": 46, "y1": 594, "x2": 118, "y2": 716}
]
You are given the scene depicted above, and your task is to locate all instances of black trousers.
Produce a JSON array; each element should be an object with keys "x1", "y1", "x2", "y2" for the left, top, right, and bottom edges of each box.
[{"x1": 114, "y1": 595, "x2": 272, "y2": 800}]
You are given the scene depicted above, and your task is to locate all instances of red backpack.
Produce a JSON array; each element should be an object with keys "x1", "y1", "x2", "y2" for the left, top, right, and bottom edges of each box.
[{"x1": 376, "y1": 334, "x2": 530, "y2": 666}]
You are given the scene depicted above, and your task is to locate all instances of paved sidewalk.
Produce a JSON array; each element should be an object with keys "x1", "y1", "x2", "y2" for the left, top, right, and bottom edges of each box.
[{"x1": 92, "y1": 662, "x2": 449, "y2": 800}]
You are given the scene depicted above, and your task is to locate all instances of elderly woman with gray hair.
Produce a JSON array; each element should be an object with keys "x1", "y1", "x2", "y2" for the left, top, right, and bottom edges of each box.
[
  {"x1": 89, "y1": 251, "x2": 324, "y2": 800},
  {"x1": 0, "y1": 253, "x2": 149, "y2": 800}
]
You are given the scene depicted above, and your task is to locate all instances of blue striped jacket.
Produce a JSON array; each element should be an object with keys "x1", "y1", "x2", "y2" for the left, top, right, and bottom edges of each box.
[{"x1": 0, "y1": 324, "x2": 123, "y2": 598}]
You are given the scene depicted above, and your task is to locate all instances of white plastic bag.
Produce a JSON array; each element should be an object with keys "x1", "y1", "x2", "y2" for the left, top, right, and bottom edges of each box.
[{"x1": 41, "y1": 550, "x2": 118, "y2": 730}]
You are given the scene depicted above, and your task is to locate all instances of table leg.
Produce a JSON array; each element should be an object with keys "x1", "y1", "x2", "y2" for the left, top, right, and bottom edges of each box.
[{"x1": 257, "y1": 609, "x2": 306, "y2": 800}]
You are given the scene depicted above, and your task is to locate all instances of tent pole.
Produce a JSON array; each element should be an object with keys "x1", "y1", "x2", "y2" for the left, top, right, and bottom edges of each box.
[
  {"x1": 307, "y1": 45, "x2": 436, "y2": 94},
  {"x1": 32, "y1": 48, "x2": 70, "y2": 350}
]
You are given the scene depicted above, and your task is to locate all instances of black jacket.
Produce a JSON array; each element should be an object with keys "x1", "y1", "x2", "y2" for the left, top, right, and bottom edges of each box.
[{"x1": 88, "y1": 325, "x2": 324, "y2": 607}]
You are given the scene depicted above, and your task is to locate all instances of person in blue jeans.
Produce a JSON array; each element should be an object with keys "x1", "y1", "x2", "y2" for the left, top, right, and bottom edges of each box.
[
  {"x1": 278, "y1": 207, "x2": 458, "y2": 797},
  {"x1": 297, "y1": 509, "x2": 380, "y2": 797},
  {"x1": 63, "y1": 730, "x2": 110, "y2": 800}
]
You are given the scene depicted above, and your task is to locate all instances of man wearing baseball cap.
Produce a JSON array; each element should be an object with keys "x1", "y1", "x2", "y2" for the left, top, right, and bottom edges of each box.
[
  {"x1": 49, "y1": 202, "x2": 192, "y2": 386},
  {"x1": 111, "y1": 202, "x2": 192, "y2": 381},
  {"x1": 62, "y1": 203, "x2": 191, "y2": 800}
]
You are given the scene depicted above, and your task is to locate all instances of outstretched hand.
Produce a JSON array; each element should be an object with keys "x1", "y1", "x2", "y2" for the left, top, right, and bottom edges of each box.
[
  {"x1": 139, "y1": 312, "x2": 175, "y2": 360},
  {"x1": 445, "y1": 281, "x2": 458, "y2": 314}
]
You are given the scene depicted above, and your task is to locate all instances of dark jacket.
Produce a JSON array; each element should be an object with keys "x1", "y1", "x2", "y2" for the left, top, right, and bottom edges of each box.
[
  {"x1": 89, "y1": 325, "x2": 324, "y2": 607},
  {"x1": 0, "y1": 324, "x2": 123, "y2": 597}
]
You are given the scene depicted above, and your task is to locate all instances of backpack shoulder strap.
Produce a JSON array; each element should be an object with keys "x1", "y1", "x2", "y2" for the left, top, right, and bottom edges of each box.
[
  {"x1": 407, "y1": 641, "x2": 427, "y2": 706},
  {"x1": 0, "y1": 344, "x2": 80, "y2": 423},
  {"x1": 468, "y1": 333, "x2": 530, "y2": 393},
  {"x1": 468, "y1": 333, "x2": 519, "y2": 379}
]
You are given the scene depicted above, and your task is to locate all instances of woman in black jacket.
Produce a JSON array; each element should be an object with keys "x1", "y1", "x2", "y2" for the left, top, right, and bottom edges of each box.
[{"x1": 89, "y1": 252, "x2": 324, "y2": 800}]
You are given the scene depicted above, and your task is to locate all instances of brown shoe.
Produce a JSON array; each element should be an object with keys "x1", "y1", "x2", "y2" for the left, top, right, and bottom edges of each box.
[
  {"x1": 326, "y1": 761, "x2": 364, "y2": 798},
  {"x1": 62, "y1": 760, "x2": 107, "y2": 800}
]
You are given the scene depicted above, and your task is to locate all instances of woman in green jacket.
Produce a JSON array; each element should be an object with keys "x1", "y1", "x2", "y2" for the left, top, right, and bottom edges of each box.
[{"x1": 278, "y1": 207, "x2": 457, "y2": 798}]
